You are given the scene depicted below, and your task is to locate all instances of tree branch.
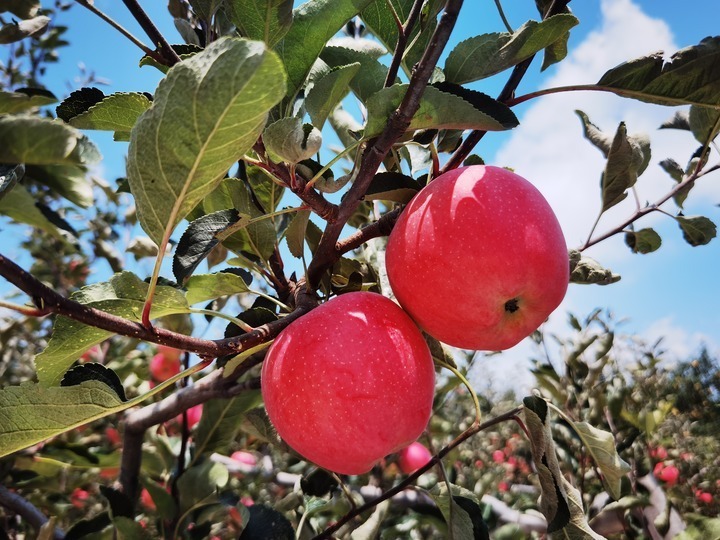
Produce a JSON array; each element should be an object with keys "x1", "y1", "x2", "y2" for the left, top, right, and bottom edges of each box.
[
  {"x1": 0, "y1": 484, "x2": 65, "y2": 539},
  {"x1": 336, "y1": 207, "x2": 402, "y2": 256},
  {"x1": 384, "y1": 0, "x2": 426, "y2": 86},
  {"x1": 312, "y1": 405, "x2": 523, "y2": 539},
  {"x1": 120, "y1": 0, "x2": 181, "y2": 66},
  {"x1": 306, "y1": 0, "x2": 465, "y2": 289},
  {"x1": 119, "y1": 370, "x2": 262, "y2": 501}
]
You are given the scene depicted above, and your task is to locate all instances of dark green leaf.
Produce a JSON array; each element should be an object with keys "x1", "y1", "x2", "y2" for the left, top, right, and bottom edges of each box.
[
  {"x1": 225, "y1": 0, "x2": 293, "y2": 47},
  {"x1": 239, "y1": 504, "x2": 294, "y2": 540},
  {"x1": 0, "y1": 0, "x2": 40, "y2": 19},
  {"x1": 365, "y1": 84, "x2": 518, "y2": 138},
  {"x1": 99, "y1": 486, "x2": 134, "y2": 519},
  {"x1": 138, "y1": 44, "x2": 203, "y2": 73},
  {"x1": 659, "y1": 110, "x2": 690, "y2": 131},
  {"x1": 223, "y1": 306, "x2": 277, "y2": 338},
  {"x1": 176, "y1": 460, "x2": 229, "y2": 513},
  {"x1": 285, "y1": 209, "x2": 311, "y2": 258},
  {"x1": 0, "y1": 183, "x2": 70, "y2": 240},
  {"x1": 676, "y1": 215, "x2": 717, "y2": 246},
  {"x1": 56, "y1": 87, "x2": 105, "y2": 122},
  {"x1": 428, "y1": 483, "x2": 479, "y2": 540},
  {"x1": 24, "y1": 163, "x2": 94, "y2": 207},
  {"x1": 0, "y1": 88, "x2": 56, "y2": 114},
  {"x1": 660, "y1": 158, "x2": 692, "y2": 207},
  {"x1": 625, "y1": 228, "x2": 662, "y2": 254},
  {"x1": 601, "y1": 122, "x2": 649, "y2": 212},
  {"x1": 444, "y1": 14, "x2": 578, "y2": 84},
  {"x1": 575, "y1": 110, "x2": 612, "y2": 156},
  {"x1": 364, "y1": 171, "x2": 420, "y2": 203},
  {"x1": 0, "y1": 15, "x2": 49, "y2": 44},
  {"x1": 173, "y1": 209, "x2": 243, "y2": 284},
  {"x1": 305, "y1": 63, "x2": 360, "y2": 128},
  {"x1": 597, "y1": 37, "x2": 720, "y2": 107},
  {"x1": 320, "y1": 46, "x2": 394, "y2": 103},
  {"x1": 64, "y1": 92, "x2": 152, "y2": 140},
  {"x1": 194, "y1": 391, "x2": 263, "y2": 456},
  {"x1": 61, "y1": 363, "x2": 127, "y2": 402},
  {"x1": 64, "y1": 511, "x2": 112, "y2": 540},
  {"x1": 274, "y1": 0, "x2": 374, "y2": 111}
]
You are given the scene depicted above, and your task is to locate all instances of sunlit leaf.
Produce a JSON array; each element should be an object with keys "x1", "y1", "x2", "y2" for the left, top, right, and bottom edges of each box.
[
  {"x1": 225, "y1": 0, "x2": 293, "y2": 47},
  {"x1": 194, "y1": 391, "x2": 263, "y2": 456},
  {"x1": 0, "y1": 88, "x2": 56, "y2": 114},
  {"x1": 305, "y1": 63, "x2": 360, "y2": 128},
  {"x1": 0, "y1": 15, "x2": 49, "y2": 44},
  {"x1": 35, "y1": 272, "x2": 190, "y2": 387},
  {"x1": 62, "y1": 92, "x2": 152, "y2": 141},
  {"x1": 127, "y1": 37, "x2": 286, "y2": 246},
  {"x1": 185, "y1": 272, "x2": 251, "y2": 305},
  {"x1": 320, "y1": 46, "x2": 394, "y2": 103},
  {"x1": 444, "y1": 14, "x2": 578, "y2": 84}
]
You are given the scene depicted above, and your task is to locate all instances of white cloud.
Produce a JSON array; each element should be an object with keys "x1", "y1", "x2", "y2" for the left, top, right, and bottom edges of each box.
[
  {"x1": 642, "y1": 317, "x2": 720, "y2": 363},
  {"x1": 470, "y1": 0, "x2": 720, "y2": 395}
]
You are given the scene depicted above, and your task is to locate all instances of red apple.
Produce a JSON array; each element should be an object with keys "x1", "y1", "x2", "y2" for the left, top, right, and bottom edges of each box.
[
  {"x1": 654, "y1": 462, "x2": 679, "y2": 486},
  {"x1": 386, "y1": 165, "x2": 569, "y2": 351},
  {"x1": 140, "y1": 488, "x2": 156, "y2": 511},
  {"x1": 261, "y1": 291, "x2": 435, "y2": 475},
  {"x1": 492, "y1": 450, "x2": 506, "y2": 464},
  {"x1": 695, "y1": 490, "x2": 713, "y2": 504},
  {"x1": 397, "y1": 442, "x2": 433, "y2": 474},
  {"x1": 150, "y1": 352, "x2": 181, "y2": 382}
]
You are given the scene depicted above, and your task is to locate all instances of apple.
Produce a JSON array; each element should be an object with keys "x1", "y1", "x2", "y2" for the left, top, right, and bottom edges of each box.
[
  {"x1": 386, "y1": 165, "x2": 569, "y2": 351},
  {"x1": 492, "y1": 449, "x2": 506, "y2": 464},
  {"x1": 397, "y1": 442, "x2": 433, "y2": 474},
  {"x1": 140, "y1": 488, "x2": 156, "y2": 511},
  {"x1": 150, "y1": 351, "x2": 181, "y2": 382},
  {"x1": 654, "y1": 462, "x2": 679, "y2": 486},
  {"x1": 231, "y1": 451, "x2": 258, "y2": 467},
  {"x1": 261, "y1": 291, "x2": 435, "y2": 475},
  {"x1": 695, "y1": 490, "x2": 713, "y2": 504}
]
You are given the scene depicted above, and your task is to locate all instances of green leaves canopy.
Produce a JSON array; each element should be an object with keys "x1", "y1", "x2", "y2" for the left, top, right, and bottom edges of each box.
[{"x1": 127, "y1": 37, "x2": 286, "y2": 246}]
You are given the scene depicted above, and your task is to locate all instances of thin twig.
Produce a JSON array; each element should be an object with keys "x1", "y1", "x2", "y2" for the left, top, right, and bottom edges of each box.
[
  {"x1": 335, "y1": 207, "x2": 403, "y2": 255},
  {"x1": 312, "y1": 405, "x2": 524, "y2": 539},
  {"x1": 0, "y1": 484, "x2": 65, "y2": 539},
  {"x1": 120, "y1": 0, "x2": 182, "y2": 65},
  {"x1": 384, "y1": 0, "x2": 426, "y2": 86},
  {"x1": 493, "y1": 0, "x2": 514, "y2": 32}
]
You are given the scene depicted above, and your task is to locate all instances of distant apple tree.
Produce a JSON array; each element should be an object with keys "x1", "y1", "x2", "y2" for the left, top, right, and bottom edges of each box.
[{"x1": 0, "y1": 0, "x2": 718, "y2": 538}]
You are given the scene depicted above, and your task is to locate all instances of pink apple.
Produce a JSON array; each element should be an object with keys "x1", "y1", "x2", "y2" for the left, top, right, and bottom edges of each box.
[
  {"x1": 695, "y1": 490, "x2": 713, "y2": 504},
  {"x1": 397, "y1": 442, "x2": 433, "y2": 474},
  {"x1": 261, "y1": 292, "x2": 435, "y2": 475},
  {"x1": 386, "y1": 165, "x2": 569, "y2": 351},
  {"x1": 150, "y1": 352, "x2": 181, "y2": 382},
  {"x1": 231, "y1": 451, "x2": 257, "y2": 466},
  {"x1": 492, "y1": 450, "x2": 506, "y2": 464}
]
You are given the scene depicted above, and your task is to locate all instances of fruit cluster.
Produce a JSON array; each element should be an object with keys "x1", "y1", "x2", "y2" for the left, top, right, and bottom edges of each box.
[{"x1": 261, "y1": 165, "x2": 569, "y2": 474}]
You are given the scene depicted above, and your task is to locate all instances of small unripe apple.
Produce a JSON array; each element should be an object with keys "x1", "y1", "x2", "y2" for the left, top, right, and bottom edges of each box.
[
  {"x1": 150, "y1": 352, "x2": 181, "y2": 382},
  {"x1": 386, "y1": 165, "x2": 569, "y2": 351},
  {"x1": 261, "y1": 292, "x2": 435, "y2": 475},
  {"x1": 397, "y1": 442, "x2": 433, "y2": 474}
]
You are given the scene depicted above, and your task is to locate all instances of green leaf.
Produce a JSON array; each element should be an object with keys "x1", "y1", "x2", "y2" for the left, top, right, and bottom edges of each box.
[
  {"x1": 660, "y1": 110, "x2": 691, "y2": 131},
  {"x1": 659, "y1": 158, "x2": 692, "y2": 208},
  {"x1": 65, "y1": 92, "x2": 152, "y2": 141},
  {"x1": 61, "y1": 363, "x2": 127, "y2": 402},
  {"x1": 364, "y1": 84, "x2": 518, "y2": 138},
  {"x1": 601, "y1": 123, "x2": 649, "y2": 212},
  {"x1": 674, "y1": 515, "x2": 720, "y2": 540},
  {"x1": 263, "y1": 117, "x2": 322, "y2": 164},
  {"x1": 0, "y1": 115, "x2": 101, "y2": 166},
  {"x1": 676, "y1": 215, "x2": 717, "y2": 246},
  {"x1": 140, "y1": 478, "x2": 177, "y2": 520},
  {"x1": 35, "y1": 272, "x2": 190, "y2": 387},
  {"x1": 305, "y1": 63, "x2": 361, "y2": 128},
  {"x1": 0, "y1": 88, "x2": 56, "y2": 114},
  {"x1": 364, "y1": 172, "x2": 420, "y2": 203},
  {"x1": 444, "y1": 14, "x2": 579, "y2": 84},
  {"x1": 1, "y1": 0, "x2": 40, "y2": 19},
  {"x1": 138, "y1": 44, "x2": 203, "y2": 73},
  {"x1": 0, "y1": 379, "x2": 192, "y2": 459},
  {"x1": 246, "y1": 164, "x2": 285, "y2": 213},
  {"x1": 320, "y1": 46, "x2": 393, "y2": 103},
  {"x1": 173, "y1": 209, "x2": 244, "y2": 284},
  {"x1": 194, "y1": 391, "x2": 263, "y2": 456},
  {"x1": 575, "y1": 110, "x2": 612, "y2": 155},
  {"x1": 285, "y1": 209, "x2": 311, "y2": 258},
  {"x1": 127, "y1": 37, "x2": 286, "y2": 246},
  {"x1": 329, "y1": 106, "x2": 363, "y2": 147},
  {"x1": 0, "y1": 163, "x2": 24, "y2": 201},
  {"x1": 274, "y1": 0, "x2": 374, "y2": 110},
  {"x1": 24, "y1": 163, "x2": 94, "y2": 208},
  {"x1": 523, "y1": 397, "x2": 605, "y2": 538},
  {"x1": 185, "y1": 271, "x2": 251, "y2": 305},
  {"x1": 188, "y1": 0, "x2": 224, "y2": 21},
  {"x1": 569, "y1": 250, "x2": 621, "y2": 286},
  {"x1": 597, "y1": 37, "x2": 720, "y2": 107},
  {"x1": 225, "y1": 0, "x2": 293, "y2": 47},
  {"x1": 0, "y1": 15, "x2": 49, "y2": 44},
  {"x1": 428, "y1": 483, "x2": 479, "y2": 540},
  {"x1": 688, "y1": 105, "x2": 720, "y2": 144},
  {"x1": 567, "y1": 421, "x2": 631, "y2": 500},
  {"x1": 113, "y1": 517, "x2": 153, "y2": 539},
  {"x1": 625, "y1": 228, "x2": 662, "y2": 254},
  {"x1": 176, "y1": 460, "x2": 229, "y2": 513},
  {"x1": 0, "y1": 183, "x2": 70, "y2": 240}
]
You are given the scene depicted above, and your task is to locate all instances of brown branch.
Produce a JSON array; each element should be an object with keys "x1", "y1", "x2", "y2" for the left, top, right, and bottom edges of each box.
[
  {"x1": 384, "y1": 0, "x2": 426, "y2": 86},
  {"x1": 119, "y1": 370, "x2": 261, "y2": 501},
  {"x1": 306, "y1": 0, "x2": 465, "y2": 289},
  {"x1": 580, "y1": 162, "x2": 720, "y2": 250},
  {"x1": 312, "y1": 405, "x2": 524, "y2": 539},
  {"x1": 336, "y1": 207, "x2": 403, "y2": 255},
  {"x1": 0, "y1": 484, "x2": 65, "y2": 539},
  {"x1": 120, "y1": 0, "x2": 181, "y2": 66}
]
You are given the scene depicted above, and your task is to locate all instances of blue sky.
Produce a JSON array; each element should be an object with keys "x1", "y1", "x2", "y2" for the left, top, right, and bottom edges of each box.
[{"x1": 7, "y1": 0, "x2": 719, "y2": 388}]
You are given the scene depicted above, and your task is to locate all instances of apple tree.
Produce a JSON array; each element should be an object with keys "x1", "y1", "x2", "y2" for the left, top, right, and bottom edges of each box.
[{"x1": 0, "y1": 0, "x2": 718, "y2": 538}]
